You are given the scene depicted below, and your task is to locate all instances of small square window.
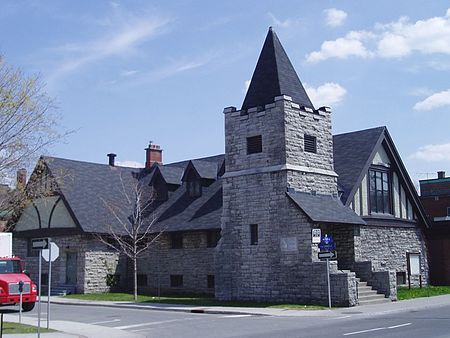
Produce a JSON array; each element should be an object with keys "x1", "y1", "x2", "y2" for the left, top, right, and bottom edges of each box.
[
  {"x1": 170, "y1": 275, "x2": 183, "y2": 287},
  {"x1": 247, "y1": 135, "x2": 262, "y2": 154},
  {"x1": 207, "y1": 230, "x2": 221, "y2": 248},
  {"x1": 250, "y1": 224, "x2": 258, "y2": 245},
  {"x1": 207, "y1": 275, "x2": 215, "y2": 289},
  {"x1": 304, "y1": 134, "x2": 317, "y2": 153},
  {"x1": 396, "y1": 272, "x2": 406, "y2": 285},
  {"x1": 171, "y1": 232, "x2": 183, "y2": 249},
  {"x1": 137, "y1": 274, "x2": 148, "y2": 286}
]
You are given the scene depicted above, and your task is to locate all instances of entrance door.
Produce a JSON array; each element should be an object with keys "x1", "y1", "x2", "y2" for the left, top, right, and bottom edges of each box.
[{"x1": 66, "y1": 252, "x2": 77, "y2": 285}]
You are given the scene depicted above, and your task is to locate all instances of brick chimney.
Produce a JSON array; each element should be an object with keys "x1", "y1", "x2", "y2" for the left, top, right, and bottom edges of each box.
[
  {"x1": 437, "y1": 171, "x2": 445, "y2": 179},
  {"x1": 107, "y1": 153, "x2": 117, "y2": 166},
  {"x1": 16, "y1": 168, "x2": 27, "y2": 190},
  {"x1": 145, "y1": 142, "x2": 163, "y2": 169}
]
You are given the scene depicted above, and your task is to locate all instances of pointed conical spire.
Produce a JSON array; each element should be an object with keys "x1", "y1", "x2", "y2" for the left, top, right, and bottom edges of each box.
[{"x1": 241, "y1": 27, "x2": 313, "y2": 110}]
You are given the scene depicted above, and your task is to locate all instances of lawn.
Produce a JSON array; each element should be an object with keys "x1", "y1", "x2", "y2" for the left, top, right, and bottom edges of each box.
[
  {"x1": 397, "y1": 286, "x2": 450, "y2": 300},
  {"x1": 1, "y1": 321, "x2": 55, "y2": 334},
  {"x1": 64, "y1": 293, "x2": 325, "y2": 310}
]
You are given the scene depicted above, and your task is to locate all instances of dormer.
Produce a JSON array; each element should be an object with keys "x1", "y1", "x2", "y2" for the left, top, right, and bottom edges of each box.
[
  {"x1": 182, "y1": 162, "x2": 202, "y2": 198},
  {"x1": 149, "y1": 168, "x2": 168, "y2": 201}
]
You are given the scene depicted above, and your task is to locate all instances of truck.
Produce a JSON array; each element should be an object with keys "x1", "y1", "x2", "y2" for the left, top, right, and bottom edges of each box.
[{"x1": 0, "y1": 233, "x2": 37, "y2": 311}]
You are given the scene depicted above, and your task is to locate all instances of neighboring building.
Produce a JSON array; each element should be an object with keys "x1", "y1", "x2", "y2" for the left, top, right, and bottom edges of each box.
[
  {"x1": 419, "y1": 171, "x2": 450, "y2": 285},
  {"x1": 13, "y1": 28, "x2": 430, "y2": 306}
]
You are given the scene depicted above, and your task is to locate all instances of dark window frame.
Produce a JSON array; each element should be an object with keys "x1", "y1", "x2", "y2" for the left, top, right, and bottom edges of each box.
[
  {"x1": 247, "y1": 135, "x2": 262, "y2": 154},
  {"x1": 368, "y1": 167, "x2": 391, "y2": 215},
  {"x1": 137, "y1": 274, "x2": 148, "y2": 287},
  {"x1": 170, "y1": 232, "x2": 183, "y2": 249},
  {"x1": 304, "y1": 134, "x2": 317, "y2": 153},
  {"x1": 170, "y1": 274, "x2": 183, "y2": 288},
  {"x1": 207, "y1": 275, "x2": 215, "y2": 289},
  {"x1": 250, "y1": 224, "x2": 258, "y2": 245},
  {"x1": 447, "y1": 207, "x2": 450, "y2": 217}
]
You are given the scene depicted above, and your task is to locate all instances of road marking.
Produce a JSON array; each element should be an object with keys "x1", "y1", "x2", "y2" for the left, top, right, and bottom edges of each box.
[
  {"x1": 388, "y1": 323, "x2": 412, "y2": 329},
  {"x1": 329, "y1": 315, "x2": 351, "y2": 320},
  {"x1": 220, "y1": 315, "x2": 253, "y2": 318},
  {"x1": 89, "y1": 319, "x2": 121, "y2": 325},
  {"x1": 343, "y1": 322, "x2": 412, "y2": 336},
  {"x1": 116, "y1": 318, "x2": 192, "y2": 330}
]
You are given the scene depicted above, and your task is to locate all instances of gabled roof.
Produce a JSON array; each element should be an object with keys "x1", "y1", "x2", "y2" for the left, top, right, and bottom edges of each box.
[
  {"x1": 241, "y1": 27, "x2": 313, "y2": 110},
  {"x1": 333, "y1": 127, "x2": 385, "y2": 205},
  {"x1": 287, "y1": 191, "x2": 366, "y2": 225}
]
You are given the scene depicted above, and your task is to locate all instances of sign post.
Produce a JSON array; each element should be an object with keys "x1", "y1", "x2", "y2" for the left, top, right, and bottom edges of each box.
[
  {"x1": 18, "y1": 281, "x2": 24, "y2": 324},
  {"x1": 32, "y1": 238, "x2": 49, "y2": 338},
  {"x1": 42, "y1": 242, "x2": 59, "y2": 330},
  {"x1": 318, "y1": 234, "x2": 337, "y2": 310}
]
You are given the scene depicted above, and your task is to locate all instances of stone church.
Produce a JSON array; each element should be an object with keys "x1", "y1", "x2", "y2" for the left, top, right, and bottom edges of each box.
[{"x1": 14, "y1": 28, "x2": 430, "y2": 306}]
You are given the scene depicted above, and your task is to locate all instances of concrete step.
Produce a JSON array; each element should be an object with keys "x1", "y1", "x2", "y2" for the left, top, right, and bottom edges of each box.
[
  {"x1": 358, "y1": 293, "x2": 386, "y2": 301},
  {"x1": 358, "y1": 297, "x2": 391, "y2": 306}
]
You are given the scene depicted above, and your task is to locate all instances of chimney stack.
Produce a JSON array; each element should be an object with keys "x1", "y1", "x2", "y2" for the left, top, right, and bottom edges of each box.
[
  {"x1": 16, "y1": 168, "x2": 27, "y2": 190},
  {"x1": 145, "y1": 142, "x2": 163, "y2": 169},
  {"x1": 107, "y1": 153, "x2": 117, "y2": 166},
  {"x1": 437, "y1": 171, "x2": 445, "y2": 179}
]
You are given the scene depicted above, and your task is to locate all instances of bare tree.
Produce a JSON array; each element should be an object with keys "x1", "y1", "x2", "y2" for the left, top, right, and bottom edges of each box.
[{"x1": 97, "y1": 174, "x2": 163, "y2": 301}]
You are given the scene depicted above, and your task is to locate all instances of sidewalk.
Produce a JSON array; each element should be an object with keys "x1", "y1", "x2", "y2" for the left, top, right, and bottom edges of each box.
[{"x1": 3, "y1": 294, "x2": 450, "y2": 338}]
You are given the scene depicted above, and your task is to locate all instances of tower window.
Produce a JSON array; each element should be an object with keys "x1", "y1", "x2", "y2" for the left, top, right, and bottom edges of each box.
[
  {"x1": 304, "y1": 134, "x2": 317, "y2": 153},
  {"x1": 170, "y1": 232, "x2": 183, "y2": 249},
  {"x1": 207, "y1": 275, "x2": 215, "y2": 289},
  {"x1": 247, "y1": 135, "x2": 262, "y2": 154},
  {"x1": 170, "y1": 275, "x2": 183, "y2": 287},
  {"x1": 250, "y1": 224, "x2": 258, "y2": 245}
]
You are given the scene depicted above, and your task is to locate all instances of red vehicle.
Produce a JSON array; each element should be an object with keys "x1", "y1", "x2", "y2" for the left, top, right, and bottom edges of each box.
[{"x1": 0, "y1": 257, "x2": 37, "y2": 311}]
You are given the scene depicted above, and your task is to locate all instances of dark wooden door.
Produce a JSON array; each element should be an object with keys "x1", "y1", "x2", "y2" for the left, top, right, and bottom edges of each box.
[{"x1": 65, "y1": 252, "x2": 77, "y2": 285}]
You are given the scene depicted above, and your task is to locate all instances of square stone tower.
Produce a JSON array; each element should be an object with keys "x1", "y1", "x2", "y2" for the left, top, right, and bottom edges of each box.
[{"x1": 216, "y1": 28, "x2": 338, "y2": 302}]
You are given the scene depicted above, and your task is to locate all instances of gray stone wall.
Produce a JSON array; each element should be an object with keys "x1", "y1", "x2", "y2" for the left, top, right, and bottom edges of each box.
[
  {"x1": 355, "y1": 224, "x2": 429, "y2": 286},
  {"x1": 137, "y1": 231, "x2": 216, "y2": 295},
  {"x1": 13, "y1": 235, "x2": 125, "y2": 294}
]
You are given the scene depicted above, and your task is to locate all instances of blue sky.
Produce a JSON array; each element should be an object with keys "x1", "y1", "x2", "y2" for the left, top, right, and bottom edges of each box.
[{"x1": 1, "y1": 1, "x2": 450, "y2": 186}]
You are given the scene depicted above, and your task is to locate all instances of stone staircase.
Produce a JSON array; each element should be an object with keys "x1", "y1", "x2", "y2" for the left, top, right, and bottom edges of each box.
[
  {"x1": 356, "y1": 278, "x2": 391, "y2": 306},
  {"x1": 43, "y1": 284, "x2": 76, "y2": 296}
]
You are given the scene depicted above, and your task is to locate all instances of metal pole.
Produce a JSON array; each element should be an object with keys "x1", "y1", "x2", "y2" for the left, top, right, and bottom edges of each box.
[
  {"x1": 19, "y1": 291, "x2": 22, "y2": 323},
  {"x1": 326, "y1": 258, "x2": 331, "y2": 309},
  {"x1": 47, "y1": 242, "x2": 52, "y2": 330},
  {"x1": 38, "y1": 252, "x2": 42, "y2": 338},
  {"x1": 1, "y1": 312, "x2": 3, "y2": 338}
]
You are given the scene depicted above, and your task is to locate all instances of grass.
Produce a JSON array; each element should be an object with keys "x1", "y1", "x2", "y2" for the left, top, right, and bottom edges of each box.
[
  {"x1": 397, "y1": 286, "x2": 450, "y2": 300},
  {"x1": 64, "y1": 292, "x2": 325, "y2": 310},
  {"x1": 1, "y1": 322, "x2": 55, "y2": 334}
]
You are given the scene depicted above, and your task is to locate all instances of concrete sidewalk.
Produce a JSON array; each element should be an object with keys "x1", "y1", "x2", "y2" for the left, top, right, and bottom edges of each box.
[{"x1": 3, "y1": 294, "x2": 450, "y2": 338}]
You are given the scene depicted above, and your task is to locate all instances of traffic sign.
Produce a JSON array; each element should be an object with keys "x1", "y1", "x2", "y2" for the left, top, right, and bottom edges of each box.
[
  {"x1": 41, "y1": 242, "x2": 59, "y2": 262},
  {"x1": 312, "y1": 229, "x2": 321, "y2": 244},
  {"x1": 318, "y1": 234, "x2": 335, "y2": 251},
  {"x1": 318, "y1": 251, "x2": 337, "y2": 260},
  {"x1": 32, "y1": 238, "x2": 49, "y2": 250}
]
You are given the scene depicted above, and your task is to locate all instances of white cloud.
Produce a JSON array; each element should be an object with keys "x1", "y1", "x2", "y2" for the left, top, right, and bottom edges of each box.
[
  {"x1": 121, "y1": 70, "x2": 138, "y2": 77},
  {"x1": 305, "y1": 82, "x2": 347, "y2": 107},
  {"x1": 307, "y1": 8, "x2": 450, "y2": 62},
  {"x1": 116, "y1": 160, "x2": 144, "y2": 168},
  {"x1": 268, "y1": 12, "x2": 301, "y2": 29},
  {"x1": 47, "y1": 9, "x2": 171, "y2": 82},
  {"x1": 409, "y1": 143, "x2": 450, "y2": 161},
  {"x1": 413, "y1": 88, "x2": 450, "y2": 111},
  {"x1": 409, "y1": 87, "x2": 433, "y2": 97},
  {"x1": 324, "y1": 8, "x2": 347, "y2": 27}
]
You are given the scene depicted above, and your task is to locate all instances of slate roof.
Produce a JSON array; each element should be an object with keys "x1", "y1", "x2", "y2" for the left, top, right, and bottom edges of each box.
[
  {"x1": 333, "y1": 127, "x2": 385, "y2": 205},
  {"x1": 287, "y1": 191, "x2": 366, "y2": 225},
  {"x1": 241, "y1": 27, "x2": 314, "y2": 110}
]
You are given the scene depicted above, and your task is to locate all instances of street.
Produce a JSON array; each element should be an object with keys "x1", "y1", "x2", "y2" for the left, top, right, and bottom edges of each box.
[{"x1": 3, "y1": 299, "x2": 450, "y2": 337}]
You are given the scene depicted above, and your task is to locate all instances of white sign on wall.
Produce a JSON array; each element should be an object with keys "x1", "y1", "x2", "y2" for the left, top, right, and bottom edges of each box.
[
  {"x1": 408, "y1": 253, "x2": 421, "y2": 275},
  {"x1": 312, "y1": 228, "x2": 321, "y2": 244}
]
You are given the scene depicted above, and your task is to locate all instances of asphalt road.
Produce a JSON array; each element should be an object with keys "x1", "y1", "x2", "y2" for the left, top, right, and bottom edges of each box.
[{"x1": 4, "y1": 301, "x2": 450, "y2": 337}]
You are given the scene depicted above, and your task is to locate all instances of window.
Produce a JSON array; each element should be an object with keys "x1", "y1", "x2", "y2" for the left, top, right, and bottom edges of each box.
[
  {"x1": 171, "y1": 232, "x2": 183, "y2": 249},
  {"x1": 396, "y1": 272, "x2": 406, "y2": 285},
  {"x1": 447, "y1": 207, "x2": 450, "y2": 217},
  {"x1": 207, "y1": 230, "x2": 221, "y2": 248},
  {"x1": 369, "y1": 169, "x2": 391, "y2": 214},
  {"x1": 250, "y1": 224, "x2": 258, "y2": 245},
  {"x1": 207, "y1": 275, "x2": 215, "y2": 289},
  {"x1": 304, "y1": 134, "x2": 317, "y2": 153},
  {"x1": 137, "y1": 274, "x2": 148, "y2": 286},
  {"x1": 187, "y1": 180, "x2": 202, "y2": 197},
  {"x1": 170, "y1": 275, "x2": 183, "y2": 287},
  {"x1": 247, "y1": 135, "x2": 262, "y2": 154}
]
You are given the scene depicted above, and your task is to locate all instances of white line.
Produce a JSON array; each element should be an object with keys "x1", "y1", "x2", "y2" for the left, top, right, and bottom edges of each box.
[
  {"x1": 388, "y1": 323, "x2": 412, "y2": 329},
  {"x1": 88, "y1": 319, "x2": 121, "y2": 325},
  {"x1": 220, "y1": 314, "x2": 253, "y2": 318},
  {"x1": 343, "y1": 327, "x2": 386, "y2": 336},
  {"x1": 116, "y1": 319, "x2": 187, "y2": 330},
  {"x1": 329, "y1": 315, "x2": 351, "y2": 320}
]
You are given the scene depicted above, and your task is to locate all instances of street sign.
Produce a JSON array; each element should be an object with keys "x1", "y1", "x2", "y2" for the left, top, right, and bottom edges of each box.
[
  {"x1": 318, "y1": 234, "x2": 335, "y2": 252},
  {"x1": 32, "y1": 238, "x2": 49, "y2": 250},
  {"x1": 312, "y1": 229, "x2": 321, "y2": 244},
  {"x1": 41, "y1": 242, "x2": 59, "y2": 262},
  {"x1": 318, "y1": 251, "x2": 337, "y2": 260}
]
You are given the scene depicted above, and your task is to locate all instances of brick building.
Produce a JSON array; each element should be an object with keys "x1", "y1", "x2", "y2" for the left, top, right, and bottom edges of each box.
[
  {"x1": 13, "y1": 28, "x2": 430, "y2": 306},
  {"x1": 420, "y1": 171, "x2": 450, "y2": 285}
]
